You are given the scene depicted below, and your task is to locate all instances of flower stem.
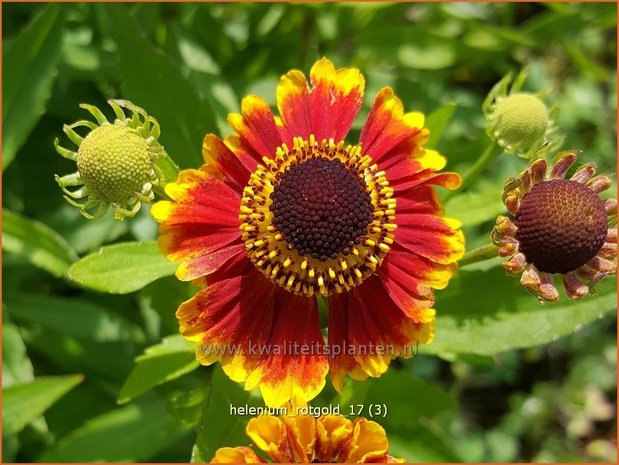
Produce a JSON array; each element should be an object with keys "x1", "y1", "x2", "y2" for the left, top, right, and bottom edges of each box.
[
  {"x1": 445, "y1": 142, "x2": 503, "y2": 203},
  {"x1": 459, "y1": 244, "x2": 499, "y2": 268}
]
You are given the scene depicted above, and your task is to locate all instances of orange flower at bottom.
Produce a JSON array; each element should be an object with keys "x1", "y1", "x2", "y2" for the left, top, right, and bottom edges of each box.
[{"x1": 211, "y1": 414, "x2": 405, "y2": 463}]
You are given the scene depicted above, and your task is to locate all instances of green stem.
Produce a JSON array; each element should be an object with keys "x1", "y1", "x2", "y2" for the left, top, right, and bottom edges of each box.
[
  {"x1": 444, "y1": 142, "x2": 503, "y2": 203},
  {"x1": 459, "y1": 244, "x2": 499, "y2": 268}
]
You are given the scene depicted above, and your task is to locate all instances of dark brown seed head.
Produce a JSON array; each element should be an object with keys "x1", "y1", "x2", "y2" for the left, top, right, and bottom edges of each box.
[{"x1": 515, "y1": 179, "x2": 608, "y2": 274}]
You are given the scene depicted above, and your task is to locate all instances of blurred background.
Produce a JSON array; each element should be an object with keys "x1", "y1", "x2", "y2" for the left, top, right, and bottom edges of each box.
[{"x1": 2, "y1": 2, "x2": 617, "y2": 462}]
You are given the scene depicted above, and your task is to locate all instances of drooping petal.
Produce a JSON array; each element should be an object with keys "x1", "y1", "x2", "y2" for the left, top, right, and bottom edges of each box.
[
  {"x1": 178, "y1": 269, "x2": 276, "y2": 376},
  {"x1": 394, "y1": 214, "x2": 465, "y2": 265},
  {"x1": 328, "y1": 276, "x2": 434, "y2": 382},
  {"x1": 243, "y1": 292, "x2": 328, "y2": 407},
  {"x1": 227, "y1": 95, "x2": 283, "y2": 161},
  {"x1": 277, "y1": 57, "x2": 365, "y2": 142},
  {"x1": 327, "y1": 292, "x2": 368, "y2": 393}
]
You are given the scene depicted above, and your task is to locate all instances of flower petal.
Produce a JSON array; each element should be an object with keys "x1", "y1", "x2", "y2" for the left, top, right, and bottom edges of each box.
[
  {"x1": 315, "y1": 415, "x2": 354, "y2": 462},
  {"x1": 277, "y1": 57, "x2": 365, "y2": 142},
  {"x1": 328, "y1": 277, "x2": 433, "y2": 382},
  {"x1": 394, "y1": 214, "x2": 465, "y2": 264},
  {"x1": 152, "y1": 170, "x2": 243, "y2": 281},
  {"x1": 342, "y1": 418, "x2": 390, "y2": 463},
  {"x1": 202, "y1": 134, "x2": 252, "y2": 188},
  {"x1": 178, "y1": 270, "x2": 276, "y2": 374},
  {"x1": 327, "y1": 292, "x2": 369, "y2": 393},
  {"x1": 227, "y1": 95, "x2": 282, "y2": 161},
  {"x1": 281, "y1": 415, "x2": 316, "y2": 463},
  {"x1": 246, "y1": 416, "x2": 291, "y2": 463},
  {"x1": 243, "y1": 292, "x2": 328, "y2": 407},
  {"x1": 211, "y1": 447, "x2": 265, "y2": 463},
  {"x1": 360, "y1": 87, "x2": 426, "y2": 163}
]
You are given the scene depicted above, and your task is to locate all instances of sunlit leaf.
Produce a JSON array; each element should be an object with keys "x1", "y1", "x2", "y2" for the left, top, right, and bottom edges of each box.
[
  {"x1": 425, "y1": 268, "x2": 617, "y2": 356},
  {"x1": 68, "y1": 241, "x2": 177, "y2": 294},
  {"x1": 118, "y1": 335, "x2": 198, "y2": 404}
]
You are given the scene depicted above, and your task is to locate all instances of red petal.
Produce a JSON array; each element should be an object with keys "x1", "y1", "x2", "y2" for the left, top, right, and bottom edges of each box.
[
  {"x1": 202, "y1": 134, "x2": 252, "y2": 188},
  {"x1": 394, "y1": 214, "x2": 464, "y2": 264},
  {"x1": 244, "y1": 291, "x2": 328, "y2": 407},
  {"x1": 360, "y1": 87, "x2": 425, "y2": 163},
  {"x1": 277, "y1": 58, "x2": 364, "y2": 142},
  {"x1": 228, "y1": 95, "x2": 282, "y2": 161}
]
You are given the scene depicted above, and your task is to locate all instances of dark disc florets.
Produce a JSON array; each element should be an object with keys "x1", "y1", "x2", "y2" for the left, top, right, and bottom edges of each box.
[
  {"x1": 270, "y1": 158, "x2": 373, "y2": 261},
  {"x1": 515, "y1": 179, "x2": 608, "y2": 274}
]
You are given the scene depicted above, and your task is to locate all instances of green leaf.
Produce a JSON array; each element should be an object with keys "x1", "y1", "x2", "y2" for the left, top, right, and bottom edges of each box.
[
  {"x1": 68, "y1": 241, "x2": 177, "y2": 294},
  {"x1": 2, "y1": 4, "x2": 65, "y2": 171},
  {"x1": 168, "y1": 387, "x2": 209, "y2": 427},
  {"x1": 195, "y1": 366, "x2": 265, "y2": 461},
  {"x1": 118, "y1": 335, "x2": 198, "y2": 404},
  {"x1": 425, "y1": 102, "x2": 457, "y2": 149},
  {"x1": 100, "y1": 3, "x2": 217, "y2": 168},
  {"x1": 38, "y1": 395, "x2": 189, "y2": 462},
  {"x1": 341, "y1": 370, "x2": 456, "y2": 425},
  {"x1": 2, "y1": 210, "x2": 78, "y2": 278},
  {"x1": 424, "y1": 268, "x2": 617, "y2": 356},
  {"x1": 6, "y1": 293, "x2": 143, "y2": 343},
  {"x1": 2, "y1": 309, "x2": 35, "y2": 388},
  {"x1": 2, "y1": 375, "x2": 83, "y2": 435}
]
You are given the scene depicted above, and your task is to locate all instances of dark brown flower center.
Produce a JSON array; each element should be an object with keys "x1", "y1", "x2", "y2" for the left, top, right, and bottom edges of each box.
[
  {"x1": 270, "y1": 158, "x2": 373, "y2": 261},
  {"x1": 515, "y1": 179, "x2": 607, "y2": 274}
]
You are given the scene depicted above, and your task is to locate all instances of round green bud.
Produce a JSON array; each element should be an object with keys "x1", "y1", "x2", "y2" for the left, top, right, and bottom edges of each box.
[
  {"x1": 76, "y1": 124, "x2": 152, "y2": 203},
  {"x1": 491, "y1": 93, "x2": 549, "y2": 152}
]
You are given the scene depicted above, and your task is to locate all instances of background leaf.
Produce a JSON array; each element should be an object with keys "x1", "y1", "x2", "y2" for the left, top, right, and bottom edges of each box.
[
  {"x1": 38, "y1": 395, "x2": 191, "y2": 462},
  {"x1": 2, "y1": 4, "x2": 65, "y2": 171},
  {"x1": 2, "y1": 210, "x2": 77, "y2": 278},
  {"x1": 99, "y1": 3, "x2": 217, "y2": 168},
  {"x1": 425, "y1": 268, "x2": 617, "y2": 356},
  {"x1": 118, "y1": 335, "x2": 198, "y2": 404},
  {"x1": 2, "y1": 375, "x2": 83, "y2": 436},
  {"x1": 68, "y1": 241, "x2": 177, "y2": 294}
]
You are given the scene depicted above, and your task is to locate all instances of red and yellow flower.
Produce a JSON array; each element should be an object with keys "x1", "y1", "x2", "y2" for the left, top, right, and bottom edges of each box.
[
  {"x1": 152, "y1": 58, "x2": 464, "y2": 406},
  {"x1": 211, "y1": 414, "x2": 405, "y2": 463}
]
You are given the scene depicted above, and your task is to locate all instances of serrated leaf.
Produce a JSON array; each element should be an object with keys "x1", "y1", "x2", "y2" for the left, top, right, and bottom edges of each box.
[
  {"x1": 2, "y1": 4, "x2": 65, "y2": 170},
  {"x1": 424, "y1": 268, "x2": 617, "y2": 356},
  {"x1": 425, "y1": 102, "x2": 457, "y2": 149},
  {"x1": 2, "y1": 375, "x2": 83, "y2": 435},
  {"x1": 118, "y1": 336, "x2": 198, "y2": 403},
  {"x1": 68, "y1": 241, "x2": 177, "y2": 294},
  {"x1": 2, "y1": 210, "x2": 78, "y2": 278},
  {"x1": 100, "y1": 3, "x2": 217, "y2": 168},
  {"x1": 38, "y1": 395, "x2": 189, "y2": 462}
]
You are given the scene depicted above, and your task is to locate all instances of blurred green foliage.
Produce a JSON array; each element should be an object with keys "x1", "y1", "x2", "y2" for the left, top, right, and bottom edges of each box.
[{"x1": 2, "y1": 2, "x2": 616, "y2": 463}]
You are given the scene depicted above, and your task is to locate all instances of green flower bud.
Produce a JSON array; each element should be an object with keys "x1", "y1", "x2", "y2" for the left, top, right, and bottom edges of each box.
[
  {"x1": 54, "y1": 100, "x2": 178, "y2": 220},
  {"x1": 483, "y1": 70, "x2": 562, "y2": 159}
]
